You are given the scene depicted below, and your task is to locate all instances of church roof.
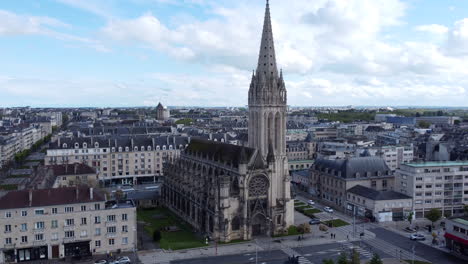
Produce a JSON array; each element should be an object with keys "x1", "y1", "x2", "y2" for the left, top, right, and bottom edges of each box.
[
  {"x1": 256, "y1": 0, "x2": 278, "y2": 79},
  {"x1": 185, "y1": 139, "x2": 261, "y2": 168}
]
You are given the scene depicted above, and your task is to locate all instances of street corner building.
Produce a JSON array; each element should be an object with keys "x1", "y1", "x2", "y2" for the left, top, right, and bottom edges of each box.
[
  {"x1": 162, "y1": 0, "x2": 294, "y2": 242},
  {"x1": 0, "y1": 187, "x2": 137, "y2": 263}
]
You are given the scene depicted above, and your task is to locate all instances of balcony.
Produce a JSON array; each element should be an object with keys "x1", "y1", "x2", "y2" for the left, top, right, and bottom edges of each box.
[
  {"x1": 64, "y1": 225, "x2": 75, "y2": 231},
  {"x1": 105, "y1": 221, "x2": 117, "y2": 227},
  {"x1": 33, "y1": 240, "x2": 47, "y2": 246},
  {"x1": 106, "y1": 233, "x2": 117, "y2": 238},
  {"x1": 3, "y1": 243, "x2": 15, "y2": 249},
  {"x1": 63, "y1": 237, "x2": 76, "y2": 243}
]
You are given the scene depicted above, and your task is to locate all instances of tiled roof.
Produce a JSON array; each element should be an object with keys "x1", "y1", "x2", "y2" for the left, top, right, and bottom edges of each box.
[{"x1": 0, "y1": 187, "x2": 105, "y2": 210}]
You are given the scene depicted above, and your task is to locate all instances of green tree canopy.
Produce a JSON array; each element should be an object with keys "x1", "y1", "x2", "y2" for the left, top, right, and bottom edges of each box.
[
  {"x1": 368, "y1": 254, "x2": 383, "y2": 264},
  {"x1": 425, "y1": 208, "x2": 442, "y2": 226}
]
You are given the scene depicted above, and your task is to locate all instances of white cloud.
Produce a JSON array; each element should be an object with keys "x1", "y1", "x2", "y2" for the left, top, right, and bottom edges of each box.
[
  {"x1": 415, "y1": 24, "x2": 449, "y2": 35},
  {"x1": 3, "y1": 0, "x2": 468, "y2": 106}
]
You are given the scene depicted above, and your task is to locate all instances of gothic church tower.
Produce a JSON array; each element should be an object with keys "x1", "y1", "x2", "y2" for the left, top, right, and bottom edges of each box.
[{"x1": 248, "y1": 0, "x2": 294, "y2": 228}]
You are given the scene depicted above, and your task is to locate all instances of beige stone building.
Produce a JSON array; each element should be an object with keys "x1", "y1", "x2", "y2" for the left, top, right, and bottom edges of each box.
[
  {"x1": 45, "y1": 136, "x2": 188, "y2": 186},
  {"x1": 0, "y1": 187, "x2": 136, "y2": 263},
  {"x1": 47, "y1": 164, "x2": 98, "y2": 188},
  {"x1": 346, "y1": 185, "x2": 413, "y2": 222},
  {"x1": 311, "y1": 157, "x2": 394, "y2": 211}
]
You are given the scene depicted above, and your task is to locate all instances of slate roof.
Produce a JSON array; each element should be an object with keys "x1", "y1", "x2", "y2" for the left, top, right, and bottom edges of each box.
[
  {"x1": 347, "y1": 185, "x2": 412, "y2": 200},
  {"x1": 0, "y1": 187, "x2": 105, "y2": 210},
  {"x1": 185, "y1": 139, "x2": 260, "y2": 168},
  {"x1": 314, "y1": 157, "x2": 390, "y2": 178}
]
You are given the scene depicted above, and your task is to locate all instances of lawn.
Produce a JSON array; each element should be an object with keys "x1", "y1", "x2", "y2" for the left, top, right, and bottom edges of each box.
[
  {"x1": 137, "y1": 208, "x2": 205, "y2": 250},
  {"x1": 273, "y1": 225, "x2": 301, "y2": 237},
  {"x1": 323, "y1": 219, "x2": 349, "y2": 227}
]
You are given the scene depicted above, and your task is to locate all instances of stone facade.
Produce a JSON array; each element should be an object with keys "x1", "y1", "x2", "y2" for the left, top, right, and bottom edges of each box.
[{"x1": 0, "y1": 187, "x2": 136, "y2": 263}]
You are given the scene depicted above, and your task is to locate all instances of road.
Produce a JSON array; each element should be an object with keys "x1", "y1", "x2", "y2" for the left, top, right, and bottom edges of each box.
[
  {"x1": 172, "y1": 242, "x2": 390, "y2": 264},
  {"x1": 369, "y1": 227, "x2": 465, "y2": 264},
  {"x1": 172, "y1": 249, "x2": 288, "y2": 264}
]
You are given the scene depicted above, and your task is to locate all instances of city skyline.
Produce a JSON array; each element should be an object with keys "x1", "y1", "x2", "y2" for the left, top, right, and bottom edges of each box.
[{"x1": 1, "y1": 0, "x2": 468, "y2": 107}]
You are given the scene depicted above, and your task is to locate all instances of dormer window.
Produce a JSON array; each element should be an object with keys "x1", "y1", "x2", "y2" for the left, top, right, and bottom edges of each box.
[
  {"x1": 118, "y1": 147, "x2": 122, "y2": 152},
  {"x1": 125, "y1": 147, "x2": 129, "y2": 152},
  {"x1": 147, "y1": 146, "x2": 152, "y2": 151},
  {"x1": 140, "y1": 146, "x2": 145, "y2": 151},
  {"x1": 94, "y1": 142, "x2": 99, "y2": 148},
  {"x1": 134, "y1": 146, "x2": 138, "y2": 151},
  {"x1": 83, "y1": 143, "x2": 87, "y2": 148},
  {"x1": 74, "y1": 143, "x2": 79, "y2": 149},
  {"x1": 169, "y1": 145, "x2": 173, "y2": 150},
  {"x1": 156, "y1": 146, "x2": 160, "y2": 150},
  {"x1": 163, "y1": 146, "x2": 167, "y2": 150},
  {"x1": 111, "y1": 147, "x2": 115, "y2": 152},
  {"x1": 63, "y1": 143, "x2": 68, "y2": 148}
]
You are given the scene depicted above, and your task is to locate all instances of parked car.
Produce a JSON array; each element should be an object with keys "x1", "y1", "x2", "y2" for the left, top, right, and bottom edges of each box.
[
  {"x1": 410, "y1": 234, "x2": 426, "y2": 241},
  {"x1": 324, "y1": 207, "x2": 334, "y2": 213},
  {"x1": 309, "y1": 218, "x2": 321, "y2": 225},
  {"x1": 94, "y1": 260, "x2": 108, "y2": 264},
  {"x1": 110, "y1": 257, "x2": 131, "y2": 264},
  {"x1": 307, "y1": 200, "x2": 315, "y2": 205},
  {"x1": 404, "y1": 227, "x2": 417, "y2": 233}
]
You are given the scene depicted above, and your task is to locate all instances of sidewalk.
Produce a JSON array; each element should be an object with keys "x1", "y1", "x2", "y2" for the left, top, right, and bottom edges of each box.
[{"x1": 138, "y1": 225, "x2": 369, "y2": 264}]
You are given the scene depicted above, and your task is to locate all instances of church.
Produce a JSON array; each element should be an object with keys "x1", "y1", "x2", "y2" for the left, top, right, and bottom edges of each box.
[{"x1": 162, "y1": 0, "x2": 294, "y2": 242}]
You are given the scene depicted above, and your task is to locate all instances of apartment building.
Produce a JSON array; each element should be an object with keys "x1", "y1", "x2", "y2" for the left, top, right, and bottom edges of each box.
[
  {"x1": 0, "y1": 125, "x2": 48, "y2": 169},
  {"x1": 360, "y1": 145, "x2": 414, "y2": 171},
  {"x1": 395, "y1": 161, "x2": 468, "y2": 218},
  {"x1": 45, "y1": 136, "x2": 189, "y2": 186},
  {"x1": 0, "y1": 187, "x2": 136, "y2": 263},
  {"x1": 311, "y1": 157, "x2": 394, "y2": 210}
]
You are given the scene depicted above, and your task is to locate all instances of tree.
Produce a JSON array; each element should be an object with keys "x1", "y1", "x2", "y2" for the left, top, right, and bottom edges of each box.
[
  {"x1": 153, "y1": 230, "x2": 161, "y2": 242},
  {"x1": 323, "y1": 260, "x2": 335, "y2": 264},
  {"x1": 418, "y1": 121, "x2": 431, "y2": 128},
  {"x1": 407, "y1": 211, "x2": 414, "y2": 226},
  {"x1": 454, "y1": 120, "x2": 461, "y2": 125},
  {"x1": 350, "y1": 249, "x2": 360, "y2": 264},
  {"x1": 464, "y1": 204, "x2": 468, "y2": 216},
  {"x1": 368, "y1": 254, "x2": 383, "y2": 264},
  {"x1": 425, "y1": 208, "x2": 442, "y2": 227},
  {"x1": 337, "y1": 252, "x2": 348, "y2": 264}
]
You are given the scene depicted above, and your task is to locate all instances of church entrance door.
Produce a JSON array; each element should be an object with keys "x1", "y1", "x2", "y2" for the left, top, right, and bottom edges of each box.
[{"x1": 251, "y1": 214, "x2": 267, "y2": 236}]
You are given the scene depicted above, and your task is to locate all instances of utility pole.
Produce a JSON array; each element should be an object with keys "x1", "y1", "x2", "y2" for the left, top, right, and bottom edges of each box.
[{"x1": 255, "y1": 239, "x2": 258, "y2": 264}]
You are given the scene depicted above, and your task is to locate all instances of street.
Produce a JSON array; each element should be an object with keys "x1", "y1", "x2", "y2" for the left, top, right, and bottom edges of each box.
[
  {"x1": 172, "y1": 241, "x2": 391, "y2": 264},
  {"x1": 368, "y1": 227, "x2": 466, "y2": 264}
]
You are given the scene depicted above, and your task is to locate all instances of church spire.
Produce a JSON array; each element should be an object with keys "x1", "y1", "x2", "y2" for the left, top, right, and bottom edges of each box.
[{"x1": 256, "y1": 0, "x2": 278, "y2": 79}]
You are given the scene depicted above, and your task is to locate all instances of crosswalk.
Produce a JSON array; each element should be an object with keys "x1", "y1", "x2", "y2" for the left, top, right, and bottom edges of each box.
[
  {"x1": 334, "y1": 224, "x2": 376, "y2": 239},
  {"x1": 281, "y1": 246, "x2": 314, "y2": 264},
  {"x1": 340, "y1": 241, "x2": 373, "y2": 259},
  {"x1": 363, "y1": 238, "x2": 429, "y2": 262}
]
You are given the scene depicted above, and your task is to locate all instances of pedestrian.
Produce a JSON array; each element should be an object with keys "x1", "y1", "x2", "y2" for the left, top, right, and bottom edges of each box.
[
  {"x1": 331, "y1": 233, "x2": 333, "y2": 239},
  {"x1": 347, "y1": 234, "x2": 349, "y2": 240}
]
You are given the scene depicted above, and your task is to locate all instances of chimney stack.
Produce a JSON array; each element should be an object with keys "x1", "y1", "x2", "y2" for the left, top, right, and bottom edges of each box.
[
  {"x1": 28, "y1": 189, "x2": 33, "y2": 207},
  {"x1": 90, "y1": 187, "x2": 94, "y2": 200},
  {"x1": 76, "y1": 187, "x2": 79, "y2": 200}
]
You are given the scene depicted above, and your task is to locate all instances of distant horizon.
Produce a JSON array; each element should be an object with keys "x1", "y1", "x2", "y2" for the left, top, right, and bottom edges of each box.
[{"x1": 3, "y1": 105, "x2": 468, "y2": 110}]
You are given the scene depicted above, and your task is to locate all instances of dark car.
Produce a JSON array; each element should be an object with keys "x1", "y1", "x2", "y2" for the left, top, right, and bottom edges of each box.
[{"x1": 309, "y1": 218, "x2": 321, "y2": 225}]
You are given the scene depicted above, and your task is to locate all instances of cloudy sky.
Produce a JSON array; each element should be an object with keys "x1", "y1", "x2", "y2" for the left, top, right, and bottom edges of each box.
[{"x1": 1, "y1": 0, "x2": 468, "y2": 107}]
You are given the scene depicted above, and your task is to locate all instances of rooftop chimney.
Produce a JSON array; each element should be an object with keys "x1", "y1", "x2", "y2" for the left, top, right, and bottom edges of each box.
[
  {"x1": 90, "y1": 187, "x2": 94, "y2": 200},
  {"x1": 28, "y1": 189, "x2": 33, "y2": 207},
  {"x1": 76, "y1": 187, "x2": 79, "y2": 200}
]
